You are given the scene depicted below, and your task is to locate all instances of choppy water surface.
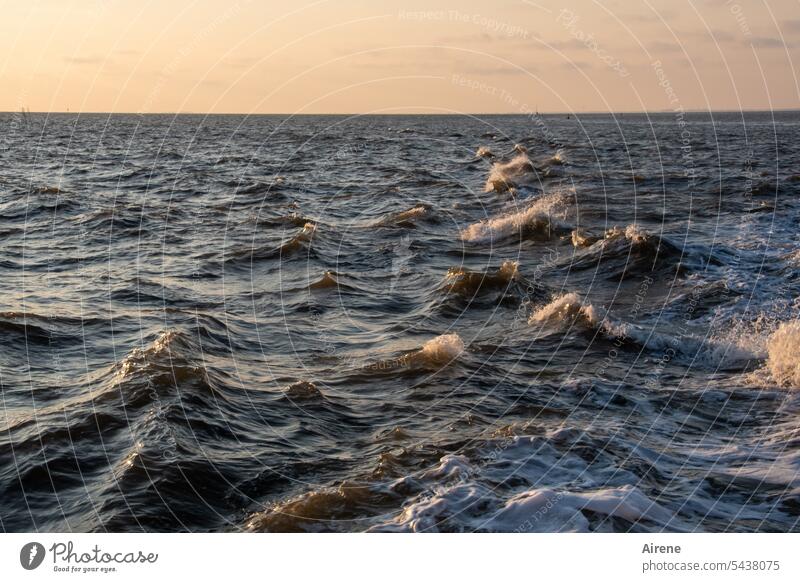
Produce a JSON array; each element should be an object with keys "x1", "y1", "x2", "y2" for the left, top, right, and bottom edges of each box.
[{"x1": 1, "y1": 112, "x2": 799, "y2": 532}]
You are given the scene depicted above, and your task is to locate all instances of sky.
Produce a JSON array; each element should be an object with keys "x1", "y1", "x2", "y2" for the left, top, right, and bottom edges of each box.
[{"x1": 1, "y1": 0, "x2": 799, "y2": 113}]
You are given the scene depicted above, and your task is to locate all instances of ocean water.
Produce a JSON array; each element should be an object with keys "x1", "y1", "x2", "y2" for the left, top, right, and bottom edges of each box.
[{"x1": 1, "y1": 112, "x2": 799, "y2": 533}]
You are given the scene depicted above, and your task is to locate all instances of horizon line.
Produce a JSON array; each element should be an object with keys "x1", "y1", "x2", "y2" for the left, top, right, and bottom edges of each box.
[{"x1": 5, "y1": 108, "x2": 800, "y2": 116}]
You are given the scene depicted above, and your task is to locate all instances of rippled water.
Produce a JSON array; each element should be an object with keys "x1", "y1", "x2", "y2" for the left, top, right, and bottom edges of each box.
[{"x1": 1, "y1": 112, "x2": 799, "y2": 532}]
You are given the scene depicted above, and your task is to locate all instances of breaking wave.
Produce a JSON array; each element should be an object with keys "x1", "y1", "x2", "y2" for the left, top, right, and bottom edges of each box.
[
  {"x1": 376, "y1": 204, "x2": 435, "y2": 228},
  {"x1": 485, "y1": 153, "x2": 537, "y2": 193},
  {"x1": 442, "y1": 260, "x2": 519, "y2": 296},
  {"x1": 566, "y1": 224, "x2": 691, "y2": 280},
  {"x1": 529, "y1": 292, "x2": 759, "y2": 369},
  {"x1": 460, "y1": 191, "x2": 571, "y2": 243},
  {"x1": 766, "y1": 321, "x2": 800, "y2": 388},
  {"x1": 419, "y1": 333, "x2": 465, "y2": 364}
]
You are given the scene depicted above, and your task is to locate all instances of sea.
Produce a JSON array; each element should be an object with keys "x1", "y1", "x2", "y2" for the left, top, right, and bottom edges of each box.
[{"x1": 1, "y1": 111, "x2": 799, "y2": 532}]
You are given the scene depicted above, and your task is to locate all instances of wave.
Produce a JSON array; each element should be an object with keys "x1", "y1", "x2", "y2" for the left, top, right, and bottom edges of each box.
[
  {"x1": 235, "y1": 177, "x2": 288, "y2": 195},
  {"x1": 783, "y1": 249, "x2": 800, "y2": 268},
  {"x1": 109, "y1": 329, "x2": 220, "y2": 406},
  {"x1": 260, "y1": 212, "x2": 315, "y2": 228},
  {"x1": 566, "y1": 224, "x2": 689, "y2": 280},
  {"x1": 284, "y1": 380, "x2": 323, "y2": 400},
  {"x1": 245, "y1": 481, "x2": 393, "y2": 532},
  {"x1": 529, "y1": 293, "x2": 758, "y2": 369},
  {"x1": 766, "y1": 321, "x2": 800, "y2": 388},
  {"x1": 0, "y1": 311, "x2": 106, "y2": 346},
  {"x1": 485, "y1": 153, "x2": 538, "y2": 193},
  {"x1": 2, "y1": 194, "x2": 81, "y2": 220},
  {"x1": 377, "y1": 484, "x2": 675, "y2": 532},
  {"x1": 570, "y1": 228, "x2": 601, "y2": 248},
  {"x1": 442, "y1": 260, "x2": 520, "y2": 297},
  {"x1": 547, "y1": 148, "x2": 566, "y2": 166},
  {"x1": 664, "y1": 278, "x2": 741, "y2": 319},
  {"x1": 363, "y1": 333, "x2": 466, "y2": 376},
  {"x1": 485, "y1": 485, "x2": 675, "y2": 532},
  {"x1": 277, "y1": 271, "x2": 361, "y2": 294},
  {"x1": 376, "y1": 204, "x2": 436, "y2": 228},
  {"x1": 354, "y1": 333, "x2": 467, "y2": 379},
  {"x1": 369, "y1": 434, "x2": 685, "y2": 533},
  {"x1": 225, "y1": 222, "x2": 316, "y2": 265},
  {"x1": 475, "y1": 146, "x2": 494, "y2": 159},
  {"x1": 418, "y1": 333, "x2": 465, "y2": 364},
  {"x1": 114, "y1": 330, "x2": 188, "y2": 380},
  {"x1": 32, "y1": 185, "x2": 63, "y2": 195},
  {"x1": 70, "y1": 204, "x2": 170, "y2": 231},
  {"x1": 308, "y1": 271, "x2": 341, "y2": 291},
  {"x1": 750, "y1": 180, "x2": 778, "y2": 198},
  {"x1": 460, "y1": 191, "x2": 571, "y2": 243},
  {"x1": 528, "y1": 292, "x2": 600, "y2": 326},
  {"x1": 278, "y1": 222, "x2": 317, "y2": 256}
]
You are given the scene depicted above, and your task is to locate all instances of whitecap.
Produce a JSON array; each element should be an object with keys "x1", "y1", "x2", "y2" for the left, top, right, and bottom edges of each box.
[
  {"x1": 460, "y1": 191, "x2": 570, "y2": 243},
  {"x1": 420, "y1": 333, "x2": 465, "y2": 364},
  {"x1": 766, "y1": 321, "x2": 800, "y2": 388},
  {"x1": 485, "y1": 153, "x2": 536, "y2": 192}
]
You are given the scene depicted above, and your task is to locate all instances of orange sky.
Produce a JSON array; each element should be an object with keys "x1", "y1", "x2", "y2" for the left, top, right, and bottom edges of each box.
[{"x1": 2, "y1": 0, "x2": 799, "y2": 113}]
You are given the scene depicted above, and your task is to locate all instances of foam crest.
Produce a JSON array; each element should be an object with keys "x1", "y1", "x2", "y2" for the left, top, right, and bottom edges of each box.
[
  {"x1": 395, "y1": 205, "x2": 427, "y2": 221},
  {"x1": 528, "y1": 292, "x2": 602, "y2": 326},
  {"x1": 767, "y1": 321, "x2": 800, "y2": 388},
  {"x1": 623, "y1": 223, "x2": 648, "y2": 244},
  {"x1": 485, "y1": 153, "x2": 536, "y2": 192},
  {"x1": 115, "y1": 330, "x2": 183, "y2": 380},
  {"x1": 443, "y1": 260, "x2": 519, "y2": 296},
  {"x1": 377, "y1": 204, "x2": 433, "y2": 228},
  {"x1": 461, "y1": 191, "x2": 569, "y2": 243},
  {"x1": 284, "y1": 380, "x2": 323, "y2": 400},
  {"x1": 547, "y1": 148, "x2": 566, "y2": 166},
  {"x1": 571, "y1": 228, "x2": 600, "y2": 248},
  {"x1": 420, "y1": 333, "x2": 465, "y2": 364}
]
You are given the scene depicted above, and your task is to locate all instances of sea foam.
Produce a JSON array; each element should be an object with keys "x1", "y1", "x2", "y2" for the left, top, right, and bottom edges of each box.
[
  {"x1": 420, "y1": 333, "x2": 465, "y2": 363},
  {"x1": 767, "y1": 321, "x2": 800, "y2": 388},
  {"x1": 460, "y1": 191, "x2": 570, "y2": 243},
  {"x1": 485, "y1": 153, "x2": 536, "y2": 192}
]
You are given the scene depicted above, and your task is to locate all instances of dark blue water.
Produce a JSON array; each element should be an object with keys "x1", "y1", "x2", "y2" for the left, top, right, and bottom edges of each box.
[{"x1": 1, "y1": 112, "x2": 799, "y2": 532}]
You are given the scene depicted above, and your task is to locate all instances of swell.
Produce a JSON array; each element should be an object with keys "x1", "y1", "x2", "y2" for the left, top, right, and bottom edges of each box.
[
  {"x1": 0, "y1": 326, "x2": 241, "y2": 529},
  {"x1": 565, "y1": 224, "x2": 701, "y2": 280},
  {"x1": 224, "y1": 222, "x2": 317, "y2": 265},
  {"x1": 435, "y1": 260, "x2": 540, "y2": 311},
  {"x1": 0, "y1": 311, "x2": 110, "y2": 346}
]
